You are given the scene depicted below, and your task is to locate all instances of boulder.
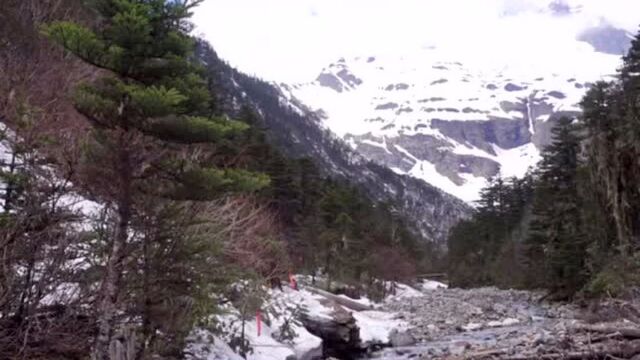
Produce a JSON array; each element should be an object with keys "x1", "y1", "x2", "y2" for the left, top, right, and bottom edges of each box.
[
  {"x1": 301, "y1": 306, "x2": 363, "y2": 359},
  {"x1": 389, "y1": 329, "x2": 417, "y2": 347}
]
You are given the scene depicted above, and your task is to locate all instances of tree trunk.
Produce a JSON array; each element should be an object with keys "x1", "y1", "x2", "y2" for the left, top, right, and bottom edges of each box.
[
  {"x1": 3, "y1": 150, "x2": 17, "y2": 212},
  {"x1": 93, "y1": 141, "x2": 132, "y2": 360},
  {"x1": 570, "y1": 324, "x2": 640, "y2": 339},
  {"x1": 325, "y1": 253, "x2": 332, "y2": 292},
  {"x1": 136, "y1": 234, "x2": 152, "y2": 360},
  {"x1": 305, "y1": 286, "x2": 372, "y2": 312}
]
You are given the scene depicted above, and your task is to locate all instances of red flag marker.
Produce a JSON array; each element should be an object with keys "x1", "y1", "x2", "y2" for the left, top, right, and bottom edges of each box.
[
  {"x1": 256, "y1": 310, "x2": 262, "y2": 336},
  {"x1": 289, "y1": 273, "x2": 298, "y2": 290}
]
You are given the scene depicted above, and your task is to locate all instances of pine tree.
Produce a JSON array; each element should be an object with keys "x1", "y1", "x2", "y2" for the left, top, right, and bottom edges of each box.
[
  {"x1": 43, "y1": 1, "x2": 268, "y2": 358},
  {"x1": 579, "y1": 30, "x2": 640, "y2": 260},
  {"x1": 525, "y1": 117, "x2": 587, "y2": 297},
  {"x1": 573, "y1": 30, "x2": 640, "y2": 294},
  {"x1": 615, "y1": 29, "x2": 640, "y2": 256}
]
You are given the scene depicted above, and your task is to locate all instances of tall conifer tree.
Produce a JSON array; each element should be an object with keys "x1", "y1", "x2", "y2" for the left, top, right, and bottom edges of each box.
[
  {"x1": 44, "y1": 1, "x2": 268, "y2": 358},
  {"x1": 525, "y1": 117, "x2": 586, "y2": 296}
]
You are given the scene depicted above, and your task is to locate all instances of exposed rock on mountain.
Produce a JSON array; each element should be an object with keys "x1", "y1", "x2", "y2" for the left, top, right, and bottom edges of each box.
[{"x1": 578, "y1": 24, "x2": 633, "y2": 56}]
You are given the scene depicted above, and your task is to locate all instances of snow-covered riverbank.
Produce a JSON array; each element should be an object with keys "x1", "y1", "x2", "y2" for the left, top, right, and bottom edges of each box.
[
  {"x1": 187, "y1": 280, "x2": 640, "y2": 360},
  {"x1": 186, "y1": 280, "x2": 445, "y2": 360}
]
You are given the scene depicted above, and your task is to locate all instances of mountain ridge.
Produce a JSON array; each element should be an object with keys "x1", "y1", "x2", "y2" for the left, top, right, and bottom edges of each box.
[{"x1": 195, "y1": 41, "x2": 471, "y2": 244}]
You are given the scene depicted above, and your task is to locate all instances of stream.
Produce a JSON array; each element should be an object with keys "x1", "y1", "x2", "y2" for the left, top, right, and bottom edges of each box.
[
  {"x1": 372, "y1": 321, "x2": 554, "y2": 359},
  {"x1": 366, "y1": 286, "x2": 580, "y2": 359}
]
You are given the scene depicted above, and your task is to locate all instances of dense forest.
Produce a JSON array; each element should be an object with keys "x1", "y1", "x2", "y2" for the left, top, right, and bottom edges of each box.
[
  {"x1": 0, "y1": 0, "x2": 431, "y2": 359},
  {"x1": 448, "y1": 32, "x2": 640, "y2": 299}
]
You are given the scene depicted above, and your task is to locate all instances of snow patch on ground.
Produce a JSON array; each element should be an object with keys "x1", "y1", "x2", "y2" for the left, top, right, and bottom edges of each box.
[
  {"x1": 337, "y1": 294, "x2": 374, "y2": 308},
  {"x1": 408, "y1": 160, "x2": 488, "y2": 203},
  {"x1": 492, "y1": 143, "x2": 541, "y2": 178},
  {"x1": 487, "y1": 318, "x2": 520, "y2": 328},
  {"x1": 188, "y1": 280, "x2": 430, "y2": 359},
  {"x1": 387, "y1": 283, "x2": 425, "y2": 300},
  {"x1": 421, "y1": 280, "x2": 448, "y2": 291},
  {"x1": 353, "y1": 310, "x2": 407, "y2": 344},
  {"x1": 461, "y1": 322, "x2": 483, "y2": 331},
  {"x1": 191, "y1": 287, "x2": 326, "y2": 360},
  {"x1": 187, "y1": 331, "x2": 244, "y2": 360},
  {"x1": 40, "y1": 282, "x2": 81, "y2": 306}
]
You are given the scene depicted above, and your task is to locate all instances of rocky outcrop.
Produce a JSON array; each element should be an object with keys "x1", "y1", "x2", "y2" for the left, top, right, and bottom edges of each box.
[
  {"x1": 339, "y1": 92, "x2": 574, "y2": 201},
  {"x1": 505, "y1": 83, "x2": 526, "y2": 91},
  {"x1": 375, "y1": 102, "x2": 399, "y2": 110},
  {"x1": 578, "y1": 24, "x2": 632, "y2": 56},
  {"x1": 336, "y1": 68, "x2": 362, "y2": 88},
  {"x1": 388, "y1": 329, "x2": 416, "y2": 348},
  {"x1": 348, "y1": 133, "x2": 501, "y2": 185},
  {"x1": 316, "y1": 65, "x2": 363, "y2": 93},
  {"x1": 431, "y1": 118, "x2": 531, "y2": 154},
  {"x1": 317, "y1": 72, "x2": 346, "y2": 92},
  {"x1": 301, "y1": 307, "x2": 363, "y2": 359}
]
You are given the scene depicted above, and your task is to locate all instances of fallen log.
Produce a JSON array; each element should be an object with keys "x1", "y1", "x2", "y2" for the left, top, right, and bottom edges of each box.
[
  {"x1": 503, "y1": 339, "x2": 640, "y2": 360},
  {"x1": 587, "y1": 331, "x2": 624, "y2": 343},
  {"x1": 571, "y1": 324, "x2": 640, "y2": 339},
  {"x1": 459, "y1": 347, "x2": 508, "y2": 359},
  {"x1": 305, "y1": 286, "x2": 373, "y2": 312}
]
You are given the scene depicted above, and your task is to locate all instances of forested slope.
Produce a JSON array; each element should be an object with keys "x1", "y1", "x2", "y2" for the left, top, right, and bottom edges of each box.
[{"x1": 448, "y1": 33, "x2": 640, "y2": 299}]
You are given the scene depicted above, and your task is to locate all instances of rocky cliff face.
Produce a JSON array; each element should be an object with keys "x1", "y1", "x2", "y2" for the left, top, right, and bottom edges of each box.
[
  {"x1": 280, "y1": 26, "x2": 628, "y2": 201},
  {"x1": 195, "y1": 41, "x2": 471, "y2": 244}
]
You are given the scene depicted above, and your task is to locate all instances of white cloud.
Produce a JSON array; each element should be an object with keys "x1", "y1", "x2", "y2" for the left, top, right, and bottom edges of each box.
[{"x1": 192, "y1": 0, "x2": 640, "y2": 82}]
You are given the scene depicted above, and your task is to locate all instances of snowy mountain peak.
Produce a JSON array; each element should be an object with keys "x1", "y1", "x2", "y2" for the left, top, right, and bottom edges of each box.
[{"x1": 281, "y1": 40, "x2": 625, "y2": 202}]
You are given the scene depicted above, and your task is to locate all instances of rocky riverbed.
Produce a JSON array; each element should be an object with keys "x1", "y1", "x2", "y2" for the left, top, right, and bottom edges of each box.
[{"x1": 370, "y1": 286, "x2": 640, "y2": 359}]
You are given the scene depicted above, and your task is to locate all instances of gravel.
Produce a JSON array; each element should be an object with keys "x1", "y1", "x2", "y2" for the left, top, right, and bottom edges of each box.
[{"x1": 370, "y1": 286, "x2": 582, "y2": 359}]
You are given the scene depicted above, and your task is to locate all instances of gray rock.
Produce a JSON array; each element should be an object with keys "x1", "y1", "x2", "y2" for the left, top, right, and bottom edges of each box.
[
  {"x1": 578, "y1": 24, "x2": 632, "y2": 55},
  {"x1": 317, "y1": 72, "x2": 344, "y2": 92},
  {"x1": 397, "y1": 107, "x2": 414, "y2": 114},
  {"x1": 504, "y1": 83, "x2": 526, "y2": 92},
  {"x1": 430, "y1": 78, "x2": 448, "y2": 86},
  {"x1": 389, "y1": 329, "x2": 417, "y2": 347},
  {"x1": 546, "y1": 90, "x2": 566, "y2": 99},
  {"x1": 375, "y1": 102, "x2": 399, "y2": 110},
  {"x1": 431, "y1": 118, "x2": 531, "y2": 154},
  {"x1": 492, "y1": 303, "x2": 507, "y2": 314},
  {"x1": 336, "y1": 69, "x2": 363, "y2": 88}
]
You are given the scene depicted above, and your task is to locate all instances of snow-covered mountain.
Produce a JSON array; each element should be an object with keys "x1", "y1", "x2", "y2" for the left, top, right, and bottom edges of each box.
[
  {"x1": 195, "y1": 41, "x2": 471, "y2": 244},
  {"x1": 280, "y1": 24, "x2": 630, "y2": 202}
]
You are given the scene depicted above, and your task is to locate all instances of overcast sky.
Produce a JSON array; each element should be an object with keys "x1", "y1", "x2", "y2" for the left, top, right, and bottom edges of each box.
[{"x1": 192, "y1": 0, "x2": 640, "y2": 83}]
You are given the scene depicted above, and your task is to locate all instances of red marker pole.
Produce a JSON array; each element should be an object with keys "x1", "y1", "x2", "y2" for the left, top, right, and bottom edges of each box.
[
  {"x1": 256, "y1": 310, "x2": 262, "y2": 336},
  {"x1": 289, "y1": 272, "x2": 297, "y2": 290}
]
